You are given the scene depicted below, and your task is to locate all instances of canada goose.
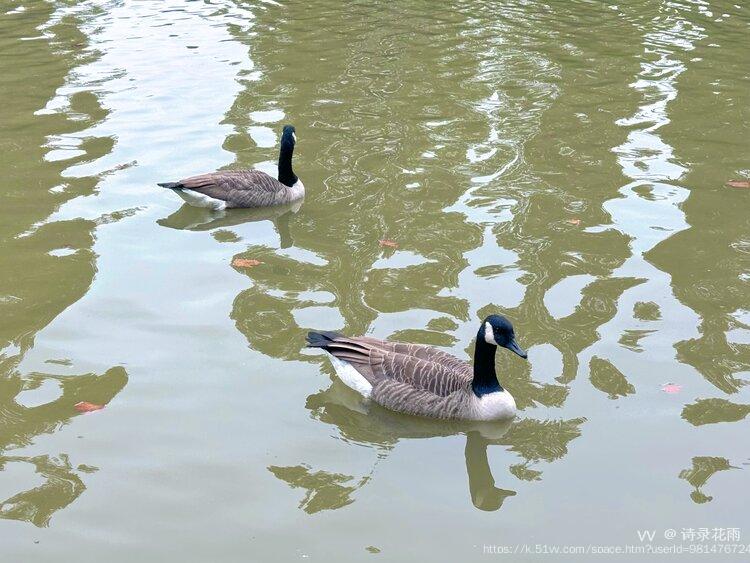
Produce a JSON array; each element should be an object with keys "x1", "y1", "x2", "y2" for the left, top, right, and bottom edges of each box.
[
  {"x1": 157, "y1": 124, "x2": 304, "y2": 209},
  {"x1": 306, "y1": 315, "x2": 527, "y2": 421}
]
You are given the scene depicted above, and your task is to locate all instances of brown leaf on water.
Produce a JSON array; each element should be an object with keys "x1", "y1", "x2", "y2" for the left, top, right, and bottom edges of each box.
[
  {"x1": 567, "y1": 219, "x2": 581, "y2": 226},
  {"x1": 74, "y1": 401, "x2": 104, "y2": 413},
  {"x1": 726, "y1": 179, "x2": 750, "y2": 189},
  {"x1": 232, "y1": 258, "x2": 262, "y2": 268},
  {"x1": 378, "y1": 239, "x2": 398, "y2": 248}
]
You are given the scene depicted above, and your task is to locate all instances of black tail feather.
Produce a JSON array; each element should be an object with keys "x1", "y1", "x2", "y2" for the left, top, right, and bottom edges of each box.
[
  {"x1": 306, "y1": 331, "x2": 343, "y2": 348},
  {"x1": 157, "y1": 182, "x2": 183, "y2": 190}
]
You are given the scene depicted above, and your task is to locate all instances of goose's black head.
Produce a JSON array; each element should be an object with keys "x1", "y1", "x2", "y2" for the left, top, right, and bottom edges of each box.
[
  {"x1": 482, "y1": 314, "x2": 527, "y2": 359},
  {"x1": 281, "y1": 124, "x2": 296, "y2": 147},
  {"x1": 278, "y1": 124, "x2": 298, "y2": 187}
]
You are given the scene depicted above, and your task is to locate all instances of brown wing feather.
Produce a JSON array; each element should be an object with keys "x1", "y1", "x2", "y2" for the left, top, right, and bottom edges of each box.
[
  {"x1": 179, "y1": 169, "x2": 289, "y2": 207},
  {"x1": 354, "y1": 337, "x2": 471, "y2": 374},
  {"x1": 370, "y1": 380, "x2": 470, "y2": 420},
  {"x1": 321, "y1": 335, "x2": 472, "y2": 397}
]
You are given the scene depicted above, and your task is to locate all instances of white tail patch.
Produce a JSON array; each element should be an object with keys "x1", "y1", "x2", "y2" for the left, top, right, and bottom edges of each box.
[
  {"x1": 176, "y1": 189, "x2": 227, "y2": 210},
  {"x1": 328, "y1": 355, "x2": 372, "y2": 398}
]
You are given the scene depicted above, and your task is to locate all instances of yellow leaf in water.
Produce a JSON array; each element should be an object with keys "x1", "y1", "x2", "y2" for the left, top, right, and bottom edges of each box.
[
  {"x1": 567, "y1": 219, "x2": 581, "y2": 225},
  {"x1": 726, "y1": 179, "x2": 750, "y2": 189}
]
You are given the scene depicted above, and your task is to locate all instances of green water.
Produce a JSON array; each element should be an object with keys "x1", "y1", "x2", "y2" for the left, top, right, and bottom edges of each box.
[{"x1": 1, "y1": 1, "x2": 748, "y2": 561}]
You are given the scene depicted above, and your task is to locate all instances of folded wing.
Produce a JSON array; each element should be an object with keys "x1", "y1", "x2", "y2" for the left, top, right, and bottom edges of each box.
[
  {"x1": 179, "y1": 169, "x2": 288, "y2": 207},
  {"x1": 307, "y1": 332, "x2": 472, "y2": 397}
]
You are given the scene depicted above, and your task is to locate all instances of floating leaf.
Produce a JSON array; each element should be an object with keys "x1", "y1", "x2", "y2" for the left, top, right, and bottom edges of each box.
[
  {"x1": 232, "y1": 258, "x2": 262, "y2": 268},
  {"x1": 662, "y1": 383, "x2": 682, "y2": 394},
  {"x1": 74, "y1": 401, "x2": 104, "y2": 413},
  {"x1": 726, "y1": 179, "x2": 750, "y2": 189},
  {"x1": 567, "y1": 219, "x2": 581, "y2": 226},
  {"x1": 378, "y1": 239, "x2": 398, "y2": 248}
]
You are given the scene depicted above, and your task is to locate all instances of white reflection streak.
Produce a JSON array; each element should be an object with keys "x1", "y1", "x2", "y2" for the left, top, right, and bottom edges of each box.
[{"x1": 581, "y1": 11, "x2": 705, "y2": 372}]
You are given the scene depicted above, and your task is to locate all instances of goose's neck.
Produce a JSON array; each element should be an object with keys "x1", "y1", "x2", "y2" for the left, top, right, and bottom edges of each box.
[
  {"x1": 472, "y1": 330, "x2": 502, "y2": 397},
  {"x1": 278, "y1": 140, "x2": 297, "y2": 187}
]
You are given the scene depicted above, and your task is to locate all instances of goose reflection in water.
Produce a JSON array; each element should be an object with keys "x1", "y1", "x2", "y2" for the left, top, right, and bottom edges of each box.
[
  {"x1": 269, "y1": 380, "x2": 584, "y2": 513},
  {"x1": 157, "y1": 198, "x2": 303, "y2": 248}
]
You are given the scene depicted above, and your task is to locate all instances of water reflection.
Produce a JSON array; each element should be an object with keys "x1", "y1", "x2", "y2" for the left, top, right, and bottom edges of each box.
[
  {"x1": 212, "y1": 0, "x2": 741, "y2": 518},
  {"x1": 464, "y1": 433, "x2": 517, "y2": 511},
  {"x1": 0, "y1": 454, "x2": 87, "y2": 527},
  {"x1": 269, "y1": 380, "x2": 584, "y2": 513},
  {"x1": 0, "y1": 2, "x2": 104, "y2": 362},
  {"x1": 682, "y1": 398, "x2": 750, "y2": 426},
  {"x1": 0, "y1": 0, "x2": 747, "y2": 546},
  {"x1": 0, "y1": 367, "x2": 127, "y2": 526},
  {"x1": 158, "y1": 200, "x2": 303, "y2": 248},
  {"x1": 588, "y1": 356, "x2": 636, "y2": 399},
  {"x1": 678, "y1": 457, "x2": 736, "y2": 504},
  {"x1": 651, "y1": 5, "x2": 750, "y2": 395},
  {"x1": 268, "y1": 464, "x2": 367, "y2": 514},
  {"x1": 0, "y1": 2, "x2": 128, "y2": 527}
]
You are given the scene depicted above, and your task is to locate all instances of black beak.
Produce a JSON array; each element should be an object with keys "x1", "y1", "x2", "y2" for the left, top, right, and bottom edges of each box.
[{"x1": 506, "y1": 339, "x2": 527, "y2": 359}]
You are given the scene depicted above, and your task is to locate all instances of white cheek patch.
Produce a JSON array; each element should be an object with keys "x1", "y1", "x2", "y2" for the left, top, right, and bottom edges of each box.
[
  {"x1": 292, "y1": 132, "x2": 297, "y2": 142},
  {"x1": 484, "y1": 322, "x2": 497, "y2": 345}
]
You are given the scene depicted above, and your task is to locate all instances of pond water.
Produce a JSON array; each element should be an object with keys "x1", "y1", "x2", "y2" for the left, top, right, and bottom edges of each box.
[{"x1": 1, "y1": 1, "x2": 748, "y2": 561}]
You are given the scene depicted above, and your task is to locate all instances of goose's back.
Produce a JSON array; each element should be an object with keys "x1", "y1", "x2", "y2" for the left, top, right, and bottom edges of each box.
[
  {"x1": 311, "y1": 333, "x2": 473, "y2": 396},
  {"x1": 369, "y1": 348, "x2": 472, "y2": 397},
  {"x1": 356, "y1": 337, "x2": 473, "y2": 376},
  {"x1": 179, "y1": 169, "x2": 292, "y2": 207}
]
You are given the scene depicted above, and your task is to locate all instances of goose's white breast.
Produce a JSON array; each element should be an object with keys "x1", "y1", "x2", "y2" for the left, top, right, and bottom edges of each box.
[
  {"x1": 470, "y1": 390, "x2": 517, "y2": 421},
  {"x1": 288, "y1": 179, "x2": 305, "y2": 201}
]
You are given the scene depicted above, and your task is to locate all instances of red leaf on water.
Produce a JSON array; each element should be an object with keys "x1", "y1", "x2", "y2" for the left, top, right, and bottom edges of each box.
[
  {"x1": 378, "y1": 239, "x2": 398, "y2": 248},
  {"x1": 661, "y1": 383, "x2": 682, "y2": 394},
  {"x1": 75, "y1": 401, "x2": 105, "y2": 413},
  {"x1": 232, "y1": 258, "x2": 262, "y2": 268},
  {"x1": 726, "y1": 179, "x2": 750, "y2": 189},
  {"x1": 567, "y1": 219, "x2": 581, "y2": 226}
]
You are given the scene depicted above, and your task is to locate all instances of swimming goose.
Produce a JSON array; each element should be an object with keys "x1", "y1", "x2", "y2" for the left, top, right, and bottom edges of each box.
[
  {"x1": 157, "y1": 124, "x2": 304, "y2": 209},
  {"x1": 306, "y1": 315, "x2": 527, "y2": 421}
]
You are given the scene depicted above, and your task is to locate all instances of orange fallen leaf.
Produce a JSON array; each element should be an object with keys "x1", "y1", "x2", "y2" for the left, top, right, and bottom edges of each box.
[
  {"x1": 75, "y1": 401, "x2": 104, "y2": 413},
  {"x1": 567, "y1": 219, "x2": 581, "y2": 226},
  {"x1": 232, "y1": 258, "x2": 262, "y2": 268},
  {"x1": 661, "y1": 383, "x2": 682, "y2": 394},
  {"x1": 378, "y1": 239, "x2": 398, "y2": 248},
  {"x1": 726, "y1": 179, "x2": 750, "y2": 189}
]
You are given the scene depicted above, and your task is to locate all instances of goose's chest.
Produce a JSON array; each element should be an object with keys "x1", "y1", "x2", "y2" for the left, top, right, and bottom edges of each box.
[
  {"x1": 287, "y1": 179, "x2": 305, "y2": 201},
  {"x1": 469, "y1": 390, "x2": 517, "y2": 421}
]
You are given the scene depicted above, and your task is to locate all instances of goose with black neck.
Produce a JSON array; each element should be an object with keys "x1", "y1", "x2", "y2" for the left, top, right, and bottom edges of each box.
[
  {"x1": 157, "y1": 124, "x2": 304, "y2": 209},
  {"x1": 306, "y1": 314, "x2": 527, "y2": 421}
]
